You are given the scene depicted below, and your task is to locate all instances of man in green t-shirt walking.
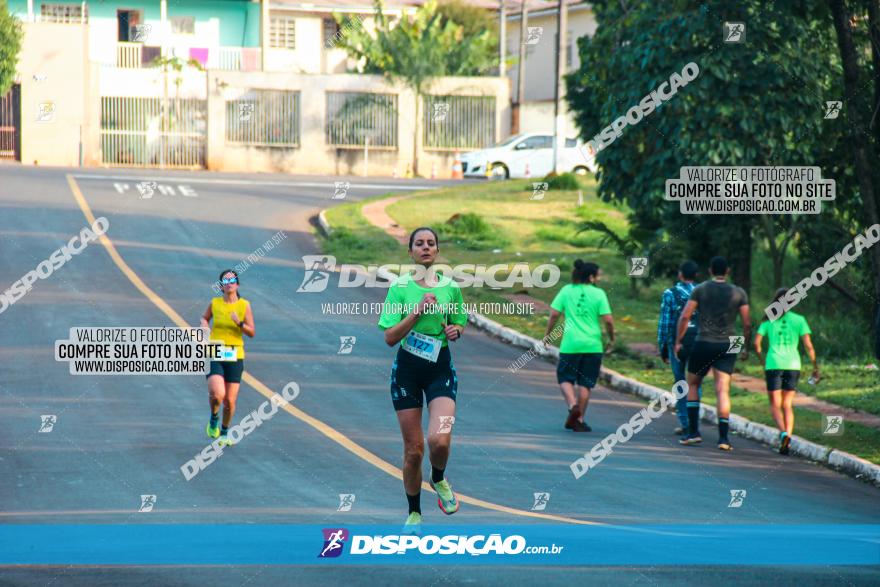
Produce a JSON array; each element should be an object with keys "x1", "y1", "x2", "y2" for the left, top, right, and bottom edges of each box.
[
  {"x1": 755, "y1": 287, "x2": 820, "y2": 455},
  {"x1": 544, "y1": 260, "x2": 615, "y2": 432}
]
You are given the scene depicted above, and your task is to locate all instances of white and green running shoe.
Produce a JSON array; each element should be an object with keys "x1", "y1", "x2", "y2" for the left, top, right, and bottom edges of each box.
[
  {"x1": 206, "y1": 422, "x2": 220, "y2": 439},
  {"x1": 217, "y1": 434, "x2": 231, "y2": 446},
  {"x1": 402, "y1": 512, "x2": 422, "y2": 535},
  {"x1": 430, "y1": 478, "x2": 459, "y2": 515}
]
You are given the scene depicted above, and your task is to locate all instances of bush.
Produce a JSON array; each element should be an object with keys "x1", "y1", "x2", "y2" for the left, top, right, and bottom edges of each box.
[
  {"x1": 323, "y1": 226, "x2": 399, "y2": 261},
  {"x1": 535, "y1": 224, "x2": 597, "y2": 247},
  {"x1": 543, "y1": 172, "x2": 582, "y2": 191},
  {"x1": 441, "y1": 212, "x2": 509, "y2": 250}
]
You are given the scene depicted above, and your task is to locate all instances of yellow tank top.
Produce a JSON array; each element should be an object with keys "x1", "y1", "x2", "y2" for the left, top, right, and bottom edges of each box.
[{"x1": 210, "y1": 297, "x2": 249, "y2": 359}]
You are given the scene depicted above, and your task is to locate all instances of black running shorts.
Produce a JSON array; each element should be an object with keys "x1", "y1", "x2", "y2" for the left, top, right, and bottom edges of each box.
[
  {"x1": 688, "y1": 341, "x2": 737, "y2": 377},
  {"x1": 765, "y1": 369, "x2": 800, "y2": 391},
  {"x1": 556, "y1": 353, "x2": 602, "y2": 388},
  {"x1": 207, "y1": 359, "x2": 244, "y2": 383},
  {"x1": 390, "y1": 346, "x2": 457, "y2": 411}
]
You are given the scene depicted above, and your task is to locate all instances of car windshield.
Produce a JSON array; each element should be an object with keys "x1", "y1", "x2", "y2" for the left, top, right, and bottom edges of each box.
[
  {"x1": 490, "y1": 135, "x2": 580, "y2": 149},
  {"x1": 492, "y1": 135, "x2": 523, "y2": 148}
]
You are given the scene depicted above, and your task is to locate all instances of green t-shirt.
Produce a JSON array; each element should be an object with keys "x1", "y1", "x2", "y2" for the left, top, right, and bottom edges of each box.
[
  {"x1": 757, "y1": 311, "x2": 811, "y2": 370},
  {"x1": 550, "y1": 283, "x2": 612, "y2": 353},
  {"x1": 377, "y1": 273, "x2": 468, "y2": 347}
]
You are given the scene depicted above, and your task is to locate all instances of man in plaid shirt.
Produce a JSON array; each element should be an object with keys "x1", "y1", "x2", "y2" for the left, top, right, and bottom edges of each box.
[{"x1": 657, "y1": 261, "x2": 702, "y2": 435}]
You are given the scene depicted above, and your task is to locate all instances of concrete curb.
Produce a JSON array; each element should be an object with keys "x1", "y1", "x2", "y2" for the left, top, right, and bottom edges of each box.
[
  {"x1": 316, "y1": 210, "x2": 332, "y2": 237},
  {"x1": 322, "y1": 210, "x2": 880, "y2": 489},
  {"x1": 485, "y1": 311, "x2": 880, "y2": 487}
]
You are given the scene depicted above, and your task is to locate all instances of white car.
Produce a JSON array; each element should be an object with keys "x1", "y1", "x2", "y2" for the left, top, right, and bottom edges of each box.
[{"x1": 460, "y1": 132, "x2": 598, "y2": 180}]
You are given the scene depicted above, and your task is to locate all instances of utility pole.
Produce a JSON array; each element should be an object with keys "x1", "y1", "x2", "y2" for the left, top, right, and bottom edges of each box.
[
  {"x1": 499, "y1": 1, "x2": 506, "y2": 76},
  {"x1": 514, "y1": 0, "x2": 528, "y2": 134},
  {"x1": 552, "y1": 0, "x2": 567, "y2": 173},
  {"x1": 261, "y1": 0, "x2": 269, "y2": 71},
  {"x1": 160, "y1": 0, "x2": 168, "y2": 169}
]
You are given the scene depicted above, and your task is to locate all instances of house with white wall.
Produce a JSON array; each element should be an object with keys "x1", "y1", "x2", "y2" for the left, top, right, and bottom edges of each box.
[
  {"x1": 501, "y1": 1, "x2": 596, "y2": 135},
  {"x1": 7, "y1": 0, "x2": 422, "y2": 72},
  {"x1": 2, "y1": 0, "x2": 509, "y2": 174}
]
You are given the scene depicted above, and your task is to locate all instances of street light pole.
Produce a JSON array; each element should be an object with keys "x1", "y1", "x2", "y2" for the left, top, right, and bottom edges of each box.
[
  {"x1": 552, "y1": 0, "x2": 567, "y2": 174},
  {"x1": 499, "y1": 2, "x2": 506, "y2": 77},
  {"x1": 514, "y1": 0, "x2": 528, "y2": 134}
]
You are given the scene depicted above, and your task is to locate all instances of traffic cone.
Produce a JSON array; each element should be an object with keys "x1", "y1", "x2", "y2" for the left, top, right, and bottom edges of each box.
[
  {"x1": 451, "y1": 152, "x2": 464, "y2": 179},
  {"x1": 392, "y1": 163, "x2": 398, "y2": 178}
]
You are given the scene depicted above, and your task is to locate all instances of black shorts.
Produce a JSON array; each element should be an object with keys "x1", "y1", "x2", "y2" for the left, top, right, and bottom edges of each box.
[
  {"x1": 688, "y1": 341, "x2": 737, "y2": 377},
  {"x1": 674, "y1": 330, "x2": 698, "y2": 363},
  {"x1": 766, "y1": 369, "x2": 800, "y2": 391},
  {"x1": 390, "y1": 346, "x2": 457, "y2": 411},
  {"x1": 207, "y1": 359, "x2": 244, "y2": 383},
  {"x1": 557, "y1": 353, "x2": 602, "y2": 388}
]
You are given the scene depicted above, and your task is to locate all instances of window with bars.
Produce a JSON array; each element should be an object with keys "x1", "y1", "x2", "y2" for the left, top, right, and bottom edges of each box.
[
  {"x1": 170, "y1": 16, "x2": 195, "y2": 35},
  {"x1": 423, "y1": 95, "x2": 496, "y2": 150},
  {"x1": 326, "y1": 92, "x2": 398, "y2": 148},
  {"x1": 225, "y1": 90, "x2": 301, "y2": 147},
  {"x1": 269, "y1": 15, "x2": 296, "y2": 49},
  {"x1": 323, "y1": 18, "x2": 341, "y2": 47},
  {"x1": 41, "y1": 3, "x2": 87, "y2": 23}
]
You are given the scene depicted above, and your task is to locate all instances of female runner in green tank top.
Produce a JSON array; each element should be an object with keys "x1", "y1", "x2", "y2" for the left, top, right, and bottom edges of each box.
[
  {"x1": 377, "y1": 227, "x2": 468, "y2": 532},
  {"x1": 754, "y1": 287, "x2": 819, "y2": 455}
]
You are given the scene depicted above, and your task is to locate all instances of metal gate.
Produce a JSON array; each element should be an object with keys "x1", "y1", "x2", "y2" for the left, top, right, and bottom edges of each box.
[
  {"x1": 0, "y1": 84, "x2": 21, "y2": 161},
  {"x1": 100, "y1": 96, "x2": 206, "y2": 168}
]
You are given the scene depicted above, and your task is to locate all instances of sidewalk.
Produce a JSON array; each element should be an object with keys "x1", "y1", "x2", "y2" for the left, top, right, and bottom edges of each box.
[{"x1": 361, "y1": 197, "x2": 410, "y2": 245}]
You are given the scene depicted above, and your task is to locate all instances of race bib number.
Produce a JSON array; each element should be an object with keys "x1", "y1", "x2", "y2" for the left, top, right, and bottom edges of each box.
[
  {"x1": 218, "y1": 345, "x2": 237, "y2": 362},
  {"x1": 402, "y1": 331, "x2": 441, "y2": 363}
]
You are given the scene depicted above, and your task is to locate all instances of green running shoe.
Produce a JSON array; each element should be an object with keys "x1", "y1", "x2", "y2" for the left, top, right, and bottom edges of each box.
[
  {"x1": 402, "y1": 512, "x2": 422, "y2": 535},
  {"x1": 218, "y1": 434, "x2": 231, "y2": 446},
  {"x1": 430, "y1": 478, "x2": 459, "y2": 515},
  {"x1": 206, "y1": 421, "x2": 220, "y2": 439}
]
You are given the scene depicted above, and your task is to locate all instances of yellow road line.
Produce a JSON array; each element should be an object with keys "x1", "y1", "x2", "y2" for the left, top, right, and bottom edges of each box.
[{"x1": 66, "y1": 175, "x2": 601, "y2": 526}]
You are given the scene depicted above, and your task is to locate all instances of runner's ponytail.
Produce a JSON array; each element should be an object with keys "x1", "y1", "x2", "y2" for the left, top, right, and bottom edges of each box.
[{"x1": 572, "y1": 260, "x2": 599, "y2": 284}]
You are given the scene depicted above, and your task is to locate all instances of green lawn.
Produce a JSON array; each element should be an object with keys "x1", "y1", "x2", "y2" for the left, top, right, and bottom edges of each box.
[{"x1": 319, "y1": 178, "x2": 880, "y2": 463}]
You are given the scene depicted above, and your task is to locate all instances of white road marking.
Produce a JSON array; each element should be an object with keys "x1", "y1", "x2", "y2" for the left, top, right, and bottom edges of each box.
[
  {"x1": 73, "y1": 173, "x2": 441, "y2": 191},
  {"x1": 112, "y1": 182, "x2": 198, "y2": 197}
]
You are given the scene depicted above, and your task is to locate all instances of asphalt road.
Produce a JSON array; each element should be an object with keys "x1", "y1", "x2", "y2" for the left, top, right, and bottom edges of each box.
[{"x1": 0, "y1": 165, "x2": 878, "y2": 586}]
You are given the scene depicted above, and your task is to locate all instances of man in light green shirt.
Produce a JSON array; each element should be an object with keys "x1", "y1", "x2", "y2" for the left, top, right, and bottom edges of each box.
[{"x1": 544, "y1": 261, "x2": 615, "y2": 432}]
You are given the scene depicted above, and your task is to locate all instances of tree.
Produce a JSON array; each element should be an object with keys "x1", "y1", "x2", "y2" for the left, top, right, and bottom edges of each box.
[
  {"x1": 759, "y1": 215, "x2": 800, "y2": 290},
  {"x1": 828, "y1": 0, "x2": 880, "y2": 345},
  {"x1": 334, "y1": 0, "x2": 495, "y2": 175},
  {"x1": 565, "y1": 0, "x2": 838, "y2": 295},
  {"x1": 436, "y1": 0, "x2": 499, "y2": 74},
  {"x1": 576, "y1": 220, "x2": 666, "y2": 295},
  {"x1": 0, "y1": 0, "x2": 23, "y2": 96}
]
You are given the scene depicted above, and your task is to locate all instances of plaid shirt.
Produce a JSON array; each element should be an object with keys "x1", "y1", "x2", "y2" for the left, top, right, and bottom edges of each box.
[{"x1": 657, "y1": 281, "x2": 696, "y2": 357}]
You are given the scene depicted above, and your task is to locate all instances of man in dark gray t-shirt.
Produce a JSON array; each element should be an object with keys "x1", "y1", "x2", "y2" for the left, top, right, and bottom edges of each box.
[
  {"x1": 691, "y1": 280, "x2": 749, "y2": 342},
  {"x1": 674, "y1": 256, "x2": 751, "y2": 450}
]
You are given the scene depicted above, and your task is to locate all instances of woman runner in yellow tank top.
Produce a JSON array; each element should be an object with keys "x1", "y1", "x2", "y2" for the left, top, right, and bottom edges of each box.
[{"x1": 200, "y1": 269, "x2": 255, "y2": 446}]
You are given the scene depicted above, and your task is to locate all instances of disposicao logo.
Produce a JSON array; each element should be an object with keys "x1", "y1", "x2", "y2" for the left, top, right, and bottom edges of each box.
[{"x1": 318, "y1": 528, "x2": 349, "y2": 558}]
